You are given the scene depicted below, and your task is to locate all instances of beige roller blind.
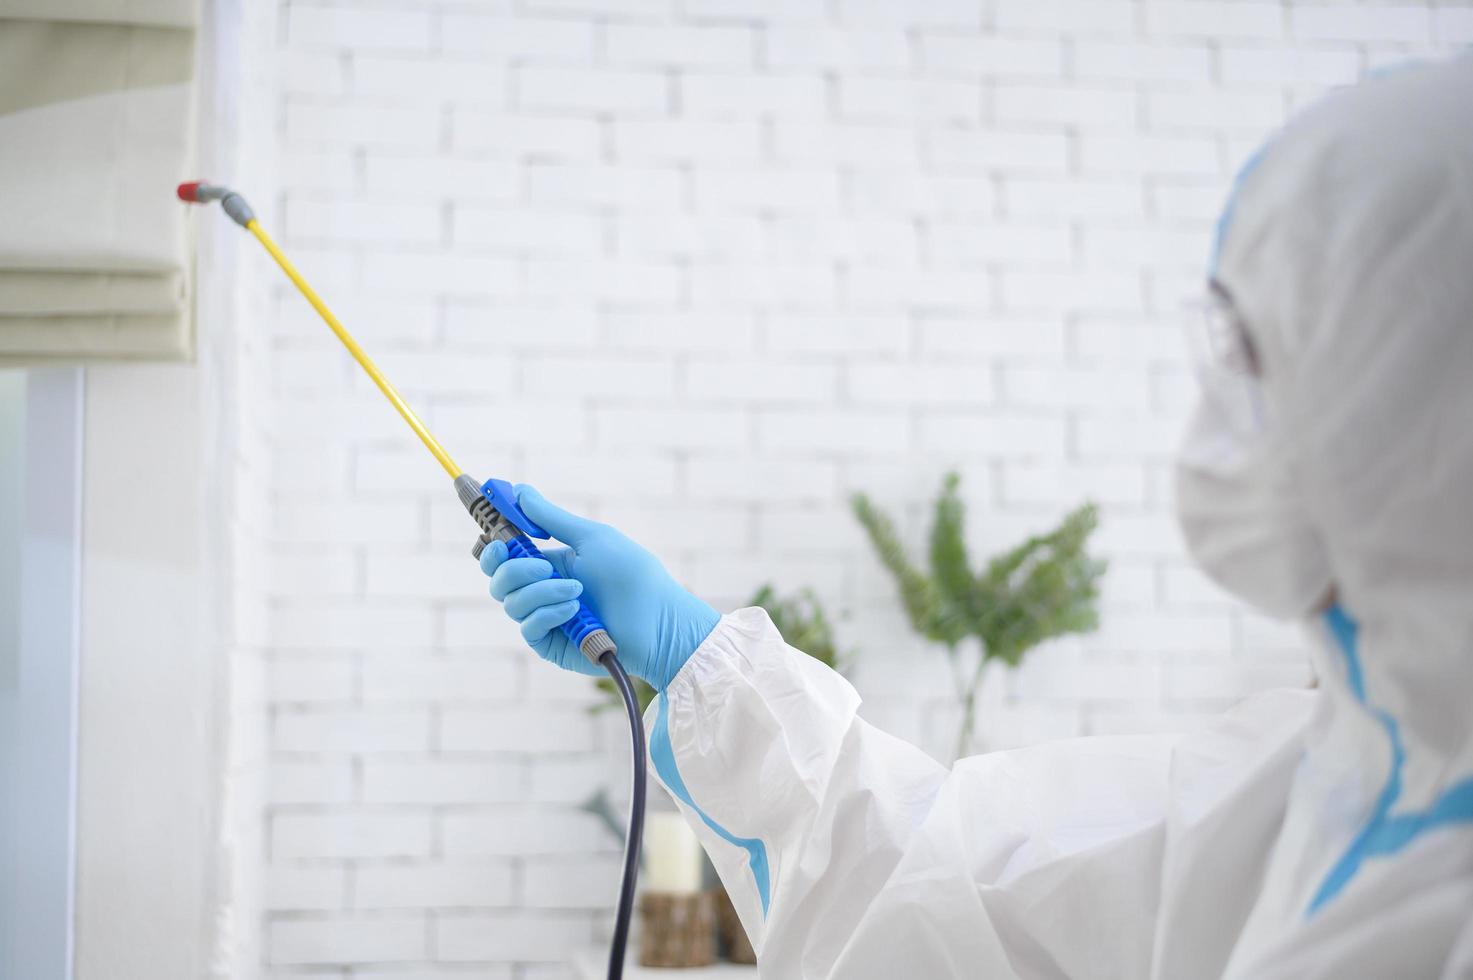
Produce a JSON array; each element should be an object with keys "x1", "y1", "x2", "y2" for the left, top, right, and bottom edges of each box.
[{"x1": 0, "y1": 4, "x2": 197, "y2": 363}]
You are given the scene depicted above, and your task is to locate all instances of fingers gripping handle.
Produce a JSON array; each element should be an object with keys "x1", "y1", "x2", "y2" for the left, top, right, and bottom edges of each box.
[
  {"x1": 504, "y1": 534, "x2": 617, "y2": 664},
  {"x1": 454, "y1": 474, "x2": 616, "y2": 666}
]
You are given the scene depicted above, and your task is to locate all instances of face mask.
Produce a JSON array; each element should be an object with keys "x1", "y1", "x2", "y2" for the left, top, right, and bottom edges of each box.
[{"x1": 1174, "y1": 284, "x2": 1333, "y2": 619}]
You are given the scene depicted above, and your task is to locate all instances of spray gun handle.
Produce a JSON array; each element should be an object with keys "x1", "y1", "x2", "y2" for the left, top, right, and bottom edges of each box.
[
  {"x1": 456, "y1": 474, "x2": 617, "y2": 667},
  {"x1": 502, "y1": 533, "x2": 616, "y2": 664}
]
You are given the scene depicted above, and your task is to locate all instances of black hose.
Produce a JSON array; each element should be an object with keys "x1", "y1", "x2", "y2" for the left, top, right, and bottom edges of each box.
[{"x1": 599, "y1": 652, "x2": 646, "y2": 980}]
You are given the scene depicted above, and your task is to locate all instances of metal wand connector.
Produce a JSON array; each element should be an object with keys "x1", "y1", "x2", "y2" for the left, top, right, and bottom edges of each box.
[{"x1": 177, "y1": 181, "x2": 257, "y2": 228}]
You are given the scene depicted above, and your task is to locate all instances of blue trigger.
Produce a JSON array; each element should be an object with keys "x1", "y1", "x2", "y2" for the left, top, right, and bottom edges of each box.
[{"x1": 481, "y1": 478, "x2": 549, "y2": 538}]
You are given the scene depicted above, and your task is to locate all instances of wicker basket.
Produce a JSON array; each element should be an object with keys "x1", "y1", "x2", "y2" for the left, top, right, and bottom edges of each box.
[
  {"x1": 638, "y1": 891, "x2": 717, "y2": 968},
  {"x1": 715, "y1": 887, "x2": 756, "y2": 965}
]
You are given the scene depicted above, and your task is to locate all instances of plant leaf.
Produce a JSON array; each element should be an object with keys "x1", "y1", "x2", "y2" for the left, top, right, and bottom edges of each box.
[
  {"x1": 852, "y1": 490, "x2": 966, "y2": 646},
  {"x1": 929, "y1": 471, "x2": 979, "y2": 626}
]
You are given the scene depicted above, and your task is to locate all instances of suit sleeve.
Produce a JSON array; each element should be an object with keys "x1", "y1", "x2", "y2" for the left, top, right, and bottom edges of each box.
[{"x1": 646, "y1": 607, "x2": 1311, "y2": 979}]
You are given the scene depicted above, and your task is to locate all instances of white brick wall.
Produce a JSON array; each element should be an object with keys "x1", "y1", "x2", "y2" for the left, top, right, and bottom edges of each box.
[
  {"x1": 261, "y1": 1, "x2": 1463, "y2": 976},
  {"x1": 200, "y1": 1, "x2": 280, "y2": 976}
]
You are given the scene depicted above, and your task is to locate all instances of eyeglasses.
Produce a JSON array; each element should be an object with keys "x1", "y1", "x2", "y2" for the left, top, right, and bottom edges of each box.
[
  {"x1": 1199, "y1": 279, "x2": 1261, "y2": 378},
  {"x1": 1183, "y1": 279, "x2": 1270, "y2": 451}
]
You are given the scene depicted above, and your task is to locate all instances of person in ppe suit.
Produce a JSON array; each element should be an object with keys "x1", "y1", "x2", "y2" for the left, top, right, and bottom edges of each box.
[{"x1": 481, "y1": 56, "x2": 1473, "y2": 979}]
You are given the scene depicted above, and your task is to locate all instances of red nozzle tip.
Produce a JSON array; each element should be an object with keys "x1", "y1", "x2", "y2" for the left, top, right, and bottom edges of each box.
[{"x1": 177, "y1": 181, "x2": 202, "y2": 203}]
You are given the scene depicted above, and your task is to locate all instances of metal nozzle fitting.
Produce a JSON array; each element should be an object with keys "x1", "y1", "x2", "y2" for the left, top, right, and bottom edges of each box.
[
  {"x1": 455, "y1": 473, "x2": 514, "y2": 559},
  {"x1": 579, "y1": 629, "x2": 617, "y2": 664},
  {"x1": 453, "y1": 473, "x2": 485, "y2": 513},
  {"x1": 176, "y1": 180, "x2": 256, "y2": 228}
]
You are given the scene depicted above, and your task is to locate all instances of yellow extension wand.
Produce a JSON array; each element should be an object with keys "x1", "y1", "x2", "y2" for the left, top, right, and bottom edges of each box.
[
  {"x1": 178, "y1": 181, "x2": 461, "y2": 478},
  {"x1": 179, "y1": 180, "x2": 643, "y2": 980}
]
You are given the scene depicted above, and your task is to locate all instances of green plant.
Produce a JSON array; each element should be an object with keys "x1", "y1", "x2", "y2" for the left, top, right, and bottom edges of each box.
[
  {"x1": 852, "y1": 472, "x2": 1106, "y2": 758},
  {"x1": 593, "y1": 584, "x2": 848, "y2": 714}
]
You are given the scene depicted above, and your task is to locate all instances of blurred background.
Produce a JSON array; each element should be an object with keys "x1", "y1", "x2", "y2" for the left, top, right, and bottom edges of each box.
[{"x1": 2, "y1": 0, "x2": 1469, "y2": 978}]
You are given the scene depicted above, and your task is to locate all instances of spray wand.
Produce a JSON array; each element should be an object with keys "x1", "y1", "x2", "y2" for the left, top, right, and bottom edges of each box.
[{"x1": 179, "y1": 181, "x2": 645, "y2": 980}]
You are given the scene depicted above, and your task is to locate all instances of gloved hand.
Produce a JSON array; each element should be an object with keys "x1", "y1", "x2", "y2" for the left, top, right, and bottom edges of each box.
[{"x1": 479, "y1": 485, "x2": 720, "y2": 689}]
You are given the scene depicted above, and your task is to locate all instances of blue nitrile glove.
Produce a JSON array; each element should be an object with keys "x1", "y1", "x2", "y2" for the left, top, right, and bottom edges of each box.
[{"x1": 480, "y1": 485, "x2": 720, "y2": 688}]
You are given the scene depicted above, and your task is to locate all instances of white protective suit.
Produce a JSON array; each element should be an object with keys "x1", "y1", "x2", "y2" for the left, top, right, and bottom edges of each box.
[{"x1": 645, "y1": 58, "x2": 1473, "y2": 979}]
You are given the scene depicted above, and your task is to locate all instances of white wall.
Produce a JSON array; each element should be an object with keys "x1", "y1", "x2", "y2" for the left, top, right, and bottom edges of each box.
[
  {"x1": 199, "y1": 0, "x2": 280, "y2": 975},
  {"x1": 64, "y1": 2, "x2": 280, "y2": 976},
  {"x1": 73, "y1": 364, "x2": 220, "y2": 980},
  {"x1": 259, "y1": 2, "x2": 1471, "y2": 977}
]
